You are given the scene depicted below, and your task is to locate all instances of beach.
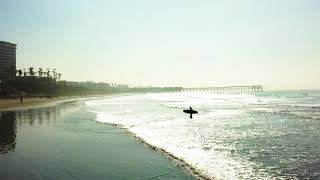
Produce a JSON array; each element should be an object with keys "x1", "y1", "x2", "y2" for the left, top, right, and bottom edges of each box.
[
  {"x1": 0, "y1": 97, "x2": 73, "y2": 112},
  {"x1": 1, "y1": 91, "x2": 320, "y2": 179},
  {"x1": 0, "y1": 95, "x2": 195, "y2": 180},
  {"x1": 2, "y1": 0, "x2": 319, "y2": 179},
  {"x1": 0, "y1": 94, "x2": 120, "y2": 112}
]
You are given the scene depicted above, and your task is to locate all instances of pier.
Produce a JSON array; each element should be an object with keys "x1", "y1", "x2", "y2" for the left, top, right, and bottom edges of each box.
[{"x1": 181, "y1": 85, "x2": 263, "y2": 93}]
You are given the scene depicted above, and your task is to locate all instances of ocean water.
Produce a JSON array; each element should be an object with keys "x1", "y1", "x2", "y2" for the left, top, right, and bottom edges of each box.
[{"x1": 86, "y1": 90, "x2": 320, "y2": 179}]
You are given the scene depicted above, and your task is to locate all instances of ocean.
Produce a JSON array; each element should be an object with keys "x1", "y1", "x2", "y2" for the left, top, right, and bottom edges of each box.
[{"x1": 86, "y1": 90, "x2": 320, "y2": 179}]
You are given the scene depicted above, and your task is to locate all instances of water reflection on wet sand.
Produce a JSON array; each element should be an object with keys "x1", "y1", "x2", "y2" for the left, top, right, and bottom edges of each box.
[
  {"x1": 0, "y1": 102, "x2": 78, "y2": 154},
  {"x1": 0, "y1": 100, "x2": 193, "y2": 180}
]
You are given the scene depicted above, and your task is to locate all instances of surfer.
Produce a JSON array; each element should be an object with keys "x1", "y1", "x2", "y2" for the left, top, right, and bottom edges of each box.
[{"x1": 183, "y1": 107, "x2": 198, "y2": 119}]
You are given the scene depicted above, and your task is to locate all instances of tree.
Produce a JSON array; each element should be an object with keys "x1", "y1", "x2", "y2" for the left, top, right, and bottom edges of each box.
[
  {"x1": 46, "y1": 68, "x2": 51, "y2": 78},
  {"x1": 23, "y1": 68, "x2": 27, "y2": 77},
  {"x1": 29, "y1": 67, "x2": 35, "y2": 76},
  {"x1": 53, "y1": 68, "x2": 57, "y2": 80},
  {"x1": 38, "y1": 68, "x2": 43, "y2": 77},
  {"x1": 18, "y1": 69, "x2": 23, "y2": 77}
]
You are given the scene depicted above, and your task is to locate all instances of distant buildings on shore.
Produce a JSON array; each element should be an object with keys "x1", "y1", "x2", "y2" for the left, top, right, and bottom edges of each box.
[{"x1": 0, "y1": 41, "x2": 16, "y2": 81}]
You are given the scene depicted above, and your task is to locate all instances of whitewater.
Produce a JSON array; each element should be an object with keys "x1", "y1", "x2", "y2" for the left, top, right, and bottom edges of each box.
[{"x1": 85, "y1": 91, "x2": 320, "y2": 179}]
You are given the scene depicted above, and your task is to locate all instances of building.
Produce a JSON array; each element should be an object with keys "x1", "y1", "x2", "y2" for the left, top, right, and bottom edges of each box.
[{"x1": 0, "y1": 41, "x2": 16, "y2": 81}]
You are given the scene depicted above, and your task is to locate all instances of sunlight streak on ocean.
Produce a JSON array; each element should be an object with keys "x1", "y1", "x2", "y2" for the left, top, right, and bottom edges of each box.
[{"x1": 86, "y1": 91, "x2": 320, "y2": 179}]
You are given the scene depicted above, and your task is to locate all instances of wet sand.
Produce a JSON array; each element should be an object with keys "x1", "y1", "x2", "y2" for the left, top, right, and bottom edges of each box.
[
  {"x1": 100, "y1": 123, "x2": 210, "y2": 180},
  {"x1": 0, "y1": 101, "x2": 194, "y2": 180}
]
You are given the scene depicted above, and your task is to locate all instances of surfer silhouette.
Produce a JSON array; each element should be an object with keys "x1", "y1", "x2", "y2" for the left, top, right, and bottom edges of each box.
[{"x1": 183, "y1": 107, "x2": 198, "y2": 119}]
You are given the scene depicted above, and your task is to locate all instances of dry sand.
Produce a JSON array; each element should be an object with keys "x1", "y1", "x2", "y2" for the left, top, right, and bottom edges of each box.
[{"x1": 0, "y1": 97, "x2": 78, "y2": 112}]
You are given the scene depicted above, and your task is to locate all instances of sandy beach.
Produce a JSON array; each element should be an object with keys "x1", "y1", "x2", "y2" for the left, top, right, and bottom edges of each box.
[
  {"x1": 0, "y1": 94, "x2": 112, "y2": 112},
  {"x1": 0, "y1": 97, "x2": 82, "y2": 112},
  {"x1": 0, "y1": 93, "x2": 142, "y2": 112}
]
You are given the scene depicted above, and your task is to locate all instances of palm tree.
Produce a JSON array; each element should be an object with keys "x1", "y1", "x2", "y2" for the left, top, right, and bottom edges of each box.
[
  {"x1": 29, "y1": 67, "x2": 35, "y2": 76},
  {"x1": 23, "y1": 68, "x2": 27, "y2": 77},
  {"x1": 18, "y1": 69, "x2": 23, "y2": 77},
  {"x1": 38, "y1": 68, "x2": 43, "y2": 77},
  {"x1": 52, "y1": 68, "x2": 57, "y2": 80},
  {"x1": 46, "y1": 68, "x2": 51, "y2": 78}
]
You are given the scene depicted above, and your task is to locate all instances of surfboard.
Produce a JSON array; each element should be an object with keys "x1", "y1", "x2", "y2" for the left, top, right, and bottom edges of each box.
[{"x1": 183, "y1": 109, "x2": 198, "y2": 114}]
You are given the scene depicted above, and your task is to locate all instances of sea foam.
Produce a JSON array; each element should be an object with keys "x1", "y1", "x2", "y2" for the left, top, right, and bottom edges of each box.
[
  {"x1": 86, "y1": 92, "x2": 320, "y2": 179},
  {"x1": 86, "y1": 93, "x2": 274, "y2": 179}
]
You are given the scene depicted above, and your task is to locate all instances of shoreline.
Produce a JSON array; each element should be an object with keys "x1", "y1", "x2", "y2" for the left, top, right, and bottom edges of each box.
[
  {"x1": 0, "y1": 93, "x2": 210, "y2": 179},
  {"x1": 0, "y1": 93, "x2": 140, "y2": 112},
  {"x1": 98, "y1": 122, "x2": 212, "y2": 180},
  {"x1": 127, "y1": 129, "x2": 211, "y2": 180},
  {"x1": 0, "y1": 97, "x2": 193, "y2": 180},
  {"x1": 0, "y1": 96, "x2": 95, "y2": 112}
]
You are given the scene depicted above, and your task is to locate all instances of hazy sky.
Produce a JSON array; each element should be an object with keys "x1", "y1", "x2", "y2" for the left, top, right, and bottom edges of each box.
[{"x1": 1, "y1": 0, "x2": 319, "y2": 89}]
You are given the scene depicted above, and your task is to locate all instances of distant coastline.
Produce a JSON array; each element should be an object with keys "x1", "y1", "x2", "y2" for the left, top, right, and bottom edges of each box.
[{"x1": 0, "y1": 75, "x2": 182, "y2": 99}]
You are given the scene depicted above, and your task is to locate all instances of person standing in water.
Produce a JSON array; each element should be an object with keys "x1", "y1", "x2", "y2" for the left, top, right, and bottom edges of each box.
[{"x1": 183, "y1": 107, "x2": 198, "y2": 119}]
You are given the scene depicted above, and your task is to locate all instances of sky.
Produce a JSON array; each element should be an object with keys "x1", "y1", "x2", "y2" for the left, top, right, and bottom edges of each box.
[{"x1": 1, "y1": 0, "x2": 319, "y2": 89}]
